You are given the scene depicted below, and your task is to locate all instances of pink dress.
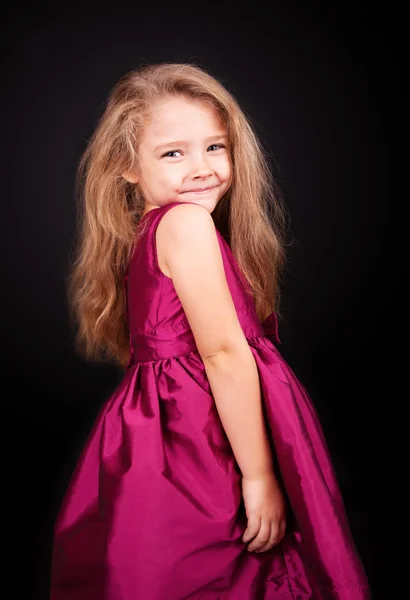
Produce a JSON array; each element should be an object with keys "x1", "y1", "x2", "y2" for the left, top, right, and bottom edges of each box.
[{"x1": 50, "y1": 201, "x2": 371, "y2": 599}]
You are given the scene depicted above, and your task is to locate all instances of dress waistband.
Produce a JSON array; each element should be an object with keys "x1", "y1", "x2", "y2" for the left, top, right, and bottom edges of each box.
[{"x1": 126, "y1": 311, "x2": 281, "y2": 367}]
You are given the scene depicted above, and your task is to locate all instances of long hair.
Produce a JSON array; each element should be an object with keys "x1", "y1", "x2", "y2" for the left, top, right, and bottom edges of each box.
[{"x1": 67, "y1": 62, "x2": 292, "y2": 369}]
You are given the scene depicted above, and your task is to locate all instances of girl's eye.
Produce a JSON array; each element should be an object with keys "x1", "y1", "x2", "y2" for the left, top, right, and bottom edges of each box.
[
  {"x1": 162, "y1": 144, "x2": 225, "y2": 158},
  {"x1": 208, "y1": 144, "x2": 225, "y2": 151},
  {"x1": 162, "y1": 150, "x2": 182, "y2": 158}
]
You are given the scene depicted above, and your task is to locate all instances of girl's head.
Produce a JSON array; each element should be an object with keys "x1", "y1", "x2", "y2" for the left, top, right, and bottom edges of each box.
[
  {"x1": 69, "y1": 63, "x2": 290, "y2": 368},
  {"x1": 88, "y1": 62, "x2": 279, "y2": 220},
  {"x1": 122, "y1": 95, "x2": 232, "y2": 217}
]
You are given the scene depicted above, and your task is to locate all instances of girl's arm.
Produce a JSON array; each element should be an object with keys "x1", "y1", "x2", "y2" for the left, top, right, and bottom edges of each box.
[
  {"x1": 203, "y1": 342, "x2": 274, "y2": 480},
  {"x1": 156, "y1": 203, "x2": 275, "y2": 481}
]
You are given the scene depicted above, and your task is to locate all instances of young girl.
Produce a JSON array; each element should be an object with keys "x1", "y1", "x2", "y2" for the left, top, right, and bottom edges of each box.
[{"x1": 50, "y1": 63, "x2": 371, "y2": 599}]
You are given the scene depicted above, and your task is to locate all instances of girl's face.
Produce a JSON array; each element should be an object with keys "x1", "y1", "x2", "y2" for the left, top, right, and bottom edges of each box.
[{"x1": 130, "y1": 96, "x2": 232, "y2": 215}]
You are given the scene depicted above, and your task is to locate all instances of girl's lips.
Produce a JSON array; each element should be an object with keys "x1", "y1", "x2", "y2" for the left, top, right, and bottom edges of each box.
[{"x1": 181, "y1": 185, "x2": 217, "y2": 194}]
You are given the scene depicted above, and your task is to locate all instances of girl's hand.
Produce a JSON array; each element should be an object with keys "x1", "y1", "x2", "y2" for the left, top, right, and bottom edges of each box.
[{"x1": 241, "y1": 471, "x2": 287, "y2": 553}]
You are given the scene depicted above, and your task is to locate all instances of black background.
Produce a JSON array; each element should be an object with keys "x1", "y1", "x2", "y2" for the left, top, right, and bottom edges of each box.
[{"x1": 2, "y1": 2, "x2": 402, "y2": 598}]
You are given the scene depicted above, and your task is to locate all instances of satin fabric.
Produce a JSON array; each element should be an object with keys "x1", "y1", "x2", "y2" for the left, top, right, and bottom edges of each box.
[{"x1": 50, "y1": 201, "x2": 371, "y2": 599}]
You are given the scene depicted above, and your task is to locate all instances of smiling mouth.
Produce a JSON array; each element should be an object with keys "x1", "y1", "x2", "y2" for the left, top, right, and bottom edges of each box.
[{"x1": 181, "y1": 185, "x2": 217, "y2": 194}]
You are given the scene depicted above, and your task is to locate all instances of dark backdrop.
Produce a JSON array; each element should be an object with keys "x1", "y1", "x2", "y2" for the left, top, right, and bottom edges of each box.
[{"x1": 2, "y1": 3, "x2": 400, "y2": 599}]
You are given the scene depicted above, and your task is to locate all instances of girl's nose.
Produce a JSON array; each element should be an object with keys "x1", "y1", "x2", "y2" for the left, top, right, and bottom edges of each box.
[
  {"x1": 190, "y1": 154, "x2": 213, "y2": 179},
  {"x1": 192, "y1": 168, "x2": 213, "y2": 179}
]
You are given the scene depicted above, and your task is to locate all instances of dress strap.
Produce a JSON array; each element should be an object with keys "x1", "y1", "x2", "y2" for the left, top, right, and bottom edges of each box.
[
  {"x1": 123, "y1": 273, "x2": 134, "y2": 368},
  {"x1": 261, "y1": 311, "x2": 281, "y2": 345}
]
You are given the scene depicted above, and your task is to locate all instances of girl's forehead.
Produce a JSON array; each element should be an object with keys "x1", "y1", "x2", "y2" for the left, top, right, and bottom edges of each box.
[
  {"x1": 147, "y1": 97, "x2": 225, "y2": 129},
  {"x1": 144, "y1": 98, "x2": 226, "y2": 137}
]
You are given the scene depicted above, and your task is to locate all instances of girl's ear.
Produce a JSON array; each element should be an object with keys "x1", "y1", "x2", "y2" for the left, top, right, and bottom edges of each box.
[{"x1": 122, "y1": 170, "x2": 139, "y2": 184}]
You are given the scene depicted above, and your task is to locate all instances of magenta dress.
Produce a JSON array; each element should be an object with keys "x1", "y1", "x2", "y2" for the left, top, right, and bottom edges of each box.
[{"x1": 50, "y1": 201, "x2": 371, "y2": 599}]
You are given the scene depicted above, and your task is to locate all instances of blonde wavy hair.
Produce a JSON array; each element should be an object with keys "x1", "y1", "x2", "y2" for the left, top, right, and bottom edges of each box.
[{"x1": 67, "y1": 62, "x2": 292, "y2": 369}]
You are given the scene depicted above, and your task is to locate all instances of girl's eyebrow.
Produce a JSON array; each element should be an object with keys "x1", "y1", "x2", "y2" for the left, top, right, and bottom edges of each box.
[{"x1": 154, "y1": 134, "x2": 228, "y2": 152}]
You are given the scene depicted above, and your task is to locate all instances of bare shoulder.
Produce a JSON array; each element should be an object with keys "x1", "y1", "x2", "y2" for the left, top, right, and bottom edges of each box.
[
  {"x1": 156, "y1": 203, "x2": 214, "y2": 278},
  {"x1": 156, "y1": 202, "x2": 248, "y2": 360},
  {"x1": 158, "y1": 202, "x2": 214, "y2": 237}
]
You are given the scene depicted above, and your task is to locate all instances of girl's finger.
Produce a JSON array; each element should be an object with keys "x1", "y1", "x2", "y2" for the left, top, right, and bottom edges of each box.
[
  {"x1": 268, "y1": 519, "x2": 286, "y2": 548},
  {"x1": 242, "y1": 514, "x2": 261, "y2": 543},
  {"x1": 253, "y1": 522, "x2": 274, "y2": 553},
  {"x1": 247, "y1": 521, "x2": 271, "y2": 552},
  {"x1": 277, "y1": 519, "x2": 287, "y2": 543}
]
